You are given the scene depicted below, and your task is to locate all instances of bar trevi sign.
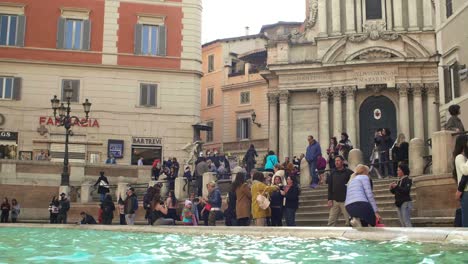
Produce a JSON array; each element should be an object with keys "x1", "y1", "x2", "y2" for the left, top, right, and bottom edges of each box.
[{"x1": 132, "y1": 137, "x2": 163, "y2": 145}]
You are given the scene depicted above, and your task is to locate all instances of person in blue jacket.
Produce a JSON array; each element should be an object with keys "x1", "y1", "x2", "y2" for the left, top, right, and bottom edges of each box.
[{"x1": 306, "y1": 135, "x2": 322, "y2": 188}]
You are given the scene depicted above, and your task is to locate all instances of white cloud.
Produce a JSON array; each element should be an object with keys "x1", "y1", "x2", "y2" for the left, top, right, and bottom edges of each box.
[{"x1": 202, "y1": 0, "x2": 305, "y2": 44}]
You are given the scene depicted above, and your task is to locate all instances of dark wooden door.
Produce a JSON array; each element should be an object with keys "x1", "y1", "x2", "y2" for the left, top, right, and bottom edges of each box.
[{"x1": 359, "y1": 96, "x2": 397, "y2": 162}]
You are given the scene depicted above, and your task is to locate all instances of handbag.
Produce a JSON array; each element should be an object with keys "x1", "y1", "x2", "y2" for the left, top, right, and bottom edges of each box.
[{"x1": 256, "y1": 188, "x2": 270, "y2": 210}]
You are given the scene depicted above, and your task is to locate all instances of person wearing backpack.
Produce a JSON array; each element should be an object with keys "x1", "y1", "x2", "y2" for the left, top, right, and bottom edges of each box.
[
  {"x1": 94, "y1": 171, "x2": 110, "y2": 202},
  {"x1": 100, "y1": 194, "x2": 115, "y2": 225},
  {"x1": 124, "y1": 187, "x2": 138, "y2": 225}
]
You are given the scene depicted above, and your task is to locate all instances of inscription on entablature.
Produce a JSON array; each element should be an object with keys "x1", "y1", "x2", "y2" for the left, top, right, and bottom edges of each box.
[
  {"x1": 354, "y1": 69, "x2": 398, "y2": 85},
  {"x1": 282, "y1": 73, "x2": 331, "y2": 83}
]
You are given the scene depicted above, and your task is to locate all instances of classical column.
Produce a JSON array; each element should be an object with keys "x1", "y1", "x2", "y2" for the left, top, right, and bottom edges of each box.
[
  {"x1": 412, "y1": 84, "x2": 425, "y2": 139},
  {"x1": 408, "y1": 0, "x2": 419, "y2": 31},
  {"x1": 426, "y1": 83, "x2": 439, "y2": 138},
  {"x1": 332, "y1": 87, "x2": 343, "y2": 137},
  {"x1": 393, "y1": 0, "x2": 404, "y2": 31},
  {"x1": 345, "y1": 86, "x2": 357, "y2": 147},
  {"x1": 423, "y1": 0, "x2": 434, "y2": 30},
  {"x1": 318, "y1": 0, "x2": 328, "y2": 36},
  {"x1": 397, "y1": 84, "x2": 411, "y2": 140},
  {"x1": 267, "y1": 92, "x2": 279, "y2": 154},
  {"x1": 356, "y1": 0, "x2": 362, "y2": 33},
  {"x1": 386, "y1": 0, "x2": 393, "y2": 30},
  {"x1": 331, "y1": 0, "x2": 341, "y2": 36},
  {"x1": 318, "y1": 89, "x2": 330, "y2": 157},
  {"x1": 279, "y1": 91, "x2": 290, "y2": 161},
  {"x1": 345, "y1": 0, "x2": 356, "y2": 34}
]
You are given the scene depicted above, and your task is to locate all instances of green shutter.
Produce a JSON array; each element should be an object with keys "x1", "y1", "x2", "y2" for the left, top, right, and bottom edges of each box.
[
  {"x1": 157, "y1": 25, "x2": 166, "y2": 56},
  {"x1": 140, "y1": 84, "x2": 147, "y2": 106},
  {"x1": 236, "y1": 119, "x2": 241, "y2": 140},
  {"x1": 17, "y1": 15, "x2": 26, "y2": 47},
  {"x1": 82, "y1": 20, "x2": 91, "y2": 50},
  {"x1": 13, "y1": 77, "x2": 21, "y2": 100},
  {"x1": 149, "y1": 85, "x2": 156, "y2": 106},
  {"x1": 443, "y1": 67, "x2": 452, "y2": 103},
  {"x1": 134, "y1": 24, "x2": 142, "y2": 55},
  {"x1": 57, "y1": 17, "x2": 66, "y2": 49},
  {"x1": 453, "y1": 63, "x2": 460, "y2": 98},
  {"x1": 72, "y1": 80, "x2": 80, "y2": 102},
  {"x1": 247, "y1": 118, "x2": 251, "y2": 139}
]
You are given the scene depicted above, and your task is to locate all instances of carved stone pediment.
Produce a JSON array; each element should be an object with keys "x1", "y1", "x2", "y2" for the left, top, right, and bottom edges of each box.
[
  {"x1": 348, "y1": 20, "x2": 400, "y2": 43},
  {"x1": 357, "y1": 50, "x2": 395, "y2": 60}
]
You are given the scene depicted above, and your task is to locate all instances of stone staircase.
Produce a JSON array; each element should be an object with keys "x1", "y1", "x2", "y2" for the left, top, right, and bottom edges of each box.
[{"x1": 297, "y1": 178, "x2": 453, "y2": 227}]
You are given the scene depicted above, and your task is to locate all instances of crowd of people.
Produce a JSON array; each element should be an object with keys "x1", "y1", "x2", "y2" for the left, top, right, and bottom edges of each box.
[{"x1": 1, "y1": 197, "x2": 20, "y2": 223}]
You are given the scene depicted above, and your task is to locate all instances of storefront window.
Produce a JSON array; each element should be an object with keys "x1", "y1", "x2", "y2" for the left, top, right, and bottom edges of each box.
[
  {"x1": 0, "y1": 145, "x2": 17, "y2": 159},
  {"x1": 0, "y1": 131, "x2": 18, "y2": 159},
  {"x1": 131, "y1": 145, "x2": 162, "y2": 165}
]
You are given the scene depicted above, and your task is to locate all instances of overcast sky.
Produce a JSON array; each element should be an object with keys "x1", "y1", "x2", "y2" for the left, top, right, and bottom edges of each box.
[{"x1": 201, "y1": 0, "x2": 306, "y2": 44}]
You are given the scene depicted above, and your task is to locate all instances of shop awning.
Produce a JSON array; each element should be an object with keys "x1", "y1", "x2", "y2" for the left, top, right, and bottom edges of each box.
[{"x1": 0, "y1": 140, "x2": 17, "y2": 146}]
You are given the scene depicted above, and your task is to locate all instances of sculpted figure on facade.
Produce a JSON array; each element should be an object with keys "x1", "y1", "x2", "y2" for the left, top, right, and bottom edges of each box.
[{"x1": 348, "y1": 21, "x2": 400, "y2": 43}]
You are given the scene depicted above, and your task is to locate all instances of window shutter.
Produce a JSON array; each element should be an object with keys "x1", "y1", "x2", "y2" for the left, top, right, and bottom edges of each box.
[
  {"x1": 149, "y1": 85, "x2": 156, "y2": 106},
  {"x1": 443, "y1": 67, "x2": 452, "y2": 103},
  {"x1": 236, "y1": 119, "x2": 241, "y2": 140},
  {"x1": 247, "y1": 118, "x2": 251, "y2": 139},
  {"x1": 16, "y1": 15, "x2": 26, "y2": 47},
  {"x1": 57, "y1": 17, "x2": 66, "y2": 49},
  {"x1": 72, "y1": 80, "x2": 80, "y2": 102},
  {"x1": 157, "y1": 25, "x2": 166, "y2": 56},
  {"x1": 140, "y1": 85, "x2": 147, "y2": 106},
  {"x1": 134, "y1": 24, "x2": 142, "y2": 55},
  {"x1": 13, "y1": 77, "x2": 21, "y2": 100},
  {"x1": 453, "y1": 63, "x2": 460, "y2": 98},
  {"x1": 82, "y1": 20, "x2": 91, "y2": 50}
]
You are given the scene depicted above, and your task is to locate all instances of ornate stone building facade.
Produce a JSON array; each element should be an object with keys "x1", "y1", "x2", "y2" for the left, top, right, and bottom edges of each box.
[
  {"x1": 434, "y1": 0, "x2": 468, "y2": 126},
  {"x1": 265, "y1": 0, "x2": 440, "y2": 160}
]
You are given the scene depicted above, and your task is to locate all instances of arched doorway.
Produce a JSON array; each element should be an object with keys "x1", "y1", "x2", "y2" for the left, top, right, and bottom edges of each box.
[{"x1": 359, "y1": 96, "x2": 397, "y2": 162}]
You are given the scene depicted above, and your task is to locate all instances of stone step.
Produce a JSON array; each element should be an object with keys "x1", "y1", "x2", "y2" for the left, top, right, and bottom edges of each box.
[
  {"x1": 296, "y1": 209, "x2": 407, "y2": 220},
  {"x1": 300, "y1": 189, "x2": 405, "y2": 200},
  {"x1": 297, "y1": 201, "x2": 400, "y2": 212},
  {"x1": 299, "y1": 195, "x2": 416, "y2": 207},
  {"x1": 295, "y1": 217, "x2": 454, "y2": 227}
]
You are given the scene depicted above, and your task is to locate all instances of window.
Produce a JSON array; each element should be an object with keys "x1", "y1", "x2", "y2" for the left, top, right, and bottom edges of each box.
[
  {"x1": 446, "y1": 0, "x2": 453, "y2": 18},
  {"x1": 0, "y1": 14, "x2": 25, "y2": 46},
  {"x1": 61, "y1": 79, "x2": 80, "y2": 102},
  {"x1": 237, "y1": 118, "x2": 251, "y2": 140},
  {"x1": 206, "y1": 121, "x2": 213, "y2": 142},
  {"x1": 57, "y1": 18, "x2": 91, "y2": 50},
  {"x1": 140, "y1": 83, "x2": 157, "y2": 107},
  {"x1": 0, "y1": 77, "x2": 21, "y2": 100},
  {"x1": 207, "y1": 88, "x2": 214, "y2": 106},
  {"x1": 208, "y1": 55, "x2": 214, "y2": 72},
  {"x1": 365, "y1": 0, "x2": 382, "y2": 20},
  {"x1": 444, "y1": 62, "x2": 460, "y2": 103},
  {"x1": 134, "y1": 24, "x2": 166, "y2": 56},
  {"x1": 240, "y1": 91, "x2": 250, "y2": 104}
]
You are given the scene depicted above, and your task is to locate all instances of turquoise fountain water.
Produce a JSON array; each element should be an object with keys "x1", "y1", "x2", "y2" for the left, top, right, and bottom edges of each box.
[{"x1": 0, "y1": 227, "x2": 466, "y2": 263}]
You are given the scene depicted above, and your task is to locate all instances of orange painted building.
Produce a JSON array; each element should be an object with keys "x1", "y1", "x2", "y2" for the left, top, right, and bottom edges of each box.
[{"x1": 0, "y1": 0, "x2": 202, "y2": 166}]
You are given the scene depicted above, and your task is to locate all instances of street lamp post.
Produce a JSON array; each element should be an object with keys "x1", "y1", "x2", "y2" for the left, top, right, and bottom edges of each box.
[{"x1": 50, "y1": 87, "x2": 91, "y2": 186}]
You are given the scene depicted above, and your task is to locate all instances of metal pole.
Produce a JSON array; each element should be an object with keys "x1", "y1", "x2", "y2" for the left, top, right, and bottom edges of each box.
[{"x1": 61, "y1": 99, "x2": 72, "y2": 186}]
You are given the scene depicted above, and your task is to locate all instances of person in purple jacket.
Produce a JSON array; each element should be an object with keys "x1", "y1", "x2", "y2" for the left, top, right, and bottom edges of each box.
[
  {"x1": 345, "y1": 164, "x2": 381, "y2": 227},
  {"x1": 306, "y1": 135, "x2": 322, "y2": 189}
]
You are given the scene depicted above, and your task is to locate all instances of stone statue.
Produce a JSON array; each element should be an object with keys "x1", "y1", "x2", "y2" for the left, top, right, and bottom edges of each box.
[{"x1": 181, "y1": 140, "x2": 203, "y2": 168}]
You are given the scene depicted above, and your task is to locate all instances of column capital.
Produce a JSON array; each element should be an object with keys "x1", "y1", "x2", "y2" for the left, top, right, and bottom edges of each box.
[
  {"x1": 278, "y1": 90, "x2": 290, "y2": 104},
  {"x1": 344, "y1": 86, "x2": 357, "y2": 98},
  {"x1": 425, "y1": 83, "x2": 439, "y2": 96},
  {"x1": 397, "y1": 83, "x2": 410, "y2": 97},
  {"x1": 412, "y1": 83, "x2": 424, "y2": 96},
  {"x1": 331, "y1": 87, "x2": 343, "y2": 98},
  {"x1": 317, "y1": 88, "x2": 330, "y2": 101},
  {"x1": 267, "y1": 92, "x2": 279, "y2": 104}
]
